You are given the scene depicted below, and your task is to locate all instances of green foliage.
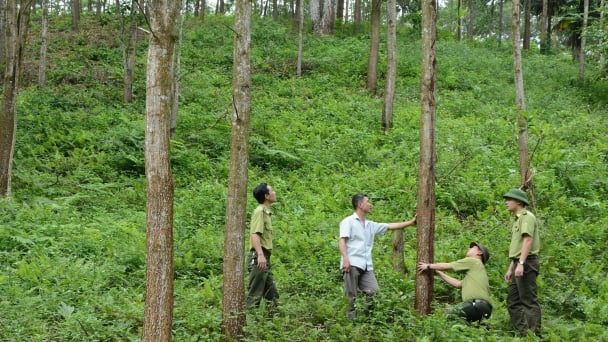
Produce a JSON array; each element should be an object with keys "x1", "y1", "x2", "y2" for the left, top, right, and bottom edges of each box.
[{"x1": 1, "y1": 12, "x2": 607, "y2": 341}]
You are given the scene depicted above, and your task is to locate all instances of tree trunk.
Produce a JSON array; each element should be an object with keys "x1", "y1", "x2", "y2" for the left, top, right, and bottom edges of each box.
[
  {"x1": 38, "y1": 0, "x2": 49, "y2": 87},
  {"x1": 382, "y1": 0, "x2": 396, "y2": 133},
  {"x1": 172, "y1": 0, "x2": 187, "y2": 137},
  {"x1": 498, "y1": 0, "x2": 504, "y2": 45},
  {"x1": 0, "y1": 0, "x2": 6, "y2": 69},
  {"x1": 221, "y1": 0, "x2": 252, "y2": 338},
  {"x1": 366, "y1": 0, "x2": 380, "y2": 94},
  {"x1": 578, "y1": 0, "x2": 588, "y2": 85},
  {"x1": 123, "y1": 0, "x2": 139, "y2": 103},
  {"x1": 415, "y1": 0, "x2": 436, "y2": 316},
  {"x1": 523, "y1": 0, "x2": 531, "y2": 50},
  {"x1": 539, "y1": 0, "x2": 549, "y2": 54},
  {"x1": 296, "y1": 0, "x2": 304, "y2": 77},
  {"x1": 467, "y1": 0, "x2": 474, "y2": 42},
  {"x1": 321, "y1": 0, "x2": 335, "y2": 34},
  {"x1": 72, "y1": 0, "x2": 81, "y2": 30},
  {"x1": 457, "y1": 0, "x2": 462, "y2": 42},
  {"x1": 337, "y1": 0, "x2": 344, "y2": 20},
  {"x1": 511, "y1": 0, "x2": 533, "y2": 197},
  {"x1": 310, "y1": 0, "x2": 322, "y2": 34},
  {"x1": 0, "y1": 0, "x2": 31, "y2": 198},
  {"x1": 353, "y1": 0, "x2": 361, "y2": 34},
  {"x1": 142, "y1": 0, "x2": 180, "y2": 340},
  {"x1": 600, "y1": 0, "x2": 605, "y2": 71}
]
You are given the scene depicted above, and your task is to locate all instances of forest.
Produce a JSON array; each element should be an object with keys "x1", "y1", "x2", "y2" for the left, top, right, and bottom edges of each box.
[{"x1": 0, "y1": 0, "x2": 607, "y2": 340}]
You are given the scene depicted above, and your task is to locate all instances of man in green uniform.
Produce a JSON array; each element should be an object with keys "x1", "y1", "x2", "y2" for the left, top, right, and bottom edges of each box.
[
  {"x1": 246, "y1": 183, "x2": 279, "y2": 311},
  {"x1": 417, "y1": 242, "x2": 492, "y2": 324},
  {"x1": 503, "y1": 188, "x2": 541, "y2": 337}
]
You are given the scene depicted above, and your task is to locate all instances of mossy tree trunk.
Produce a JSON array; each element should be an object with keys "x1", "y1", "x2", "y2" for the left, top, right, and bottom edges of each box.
[
  {"x1": 142, "y1": 0, "x2": 180, "y2": 340},
  {"x1": 415, "y1": 0, "x2": 437, "y2": 316},
  {"x1": 366, "y1": 0, "x2": 380, "y2": 94},
  {"x1": 0, "y1": 0, "x2": 31, "y2": 197},
  {"x1": 382, "y1": 0, "x2": 396, "y2": 132},
  {"x1": 221, "y1": 0, "x2": 252, "y2": 339}
]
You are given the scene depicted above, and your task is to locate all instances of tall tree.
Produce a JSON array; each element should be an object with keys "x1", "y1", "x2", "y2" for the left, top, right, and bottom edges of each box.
[
  {"x1": 121, "y1": 0, "x2": 140, "y2": 103},
  {"x1": 366, "y1": 0, "x2": 381, "y2": 93},
  {"x1": 382, "y1": 0, "x2": 397, "y2": 133},
  {"x1": 296, "y1": 0, "x2": 304, "y2": 77},
  {"x1": 578, "y1": 0, "x2": 588, "y2": 84},
  {"x1": 0, "y1": 0, "x2": 6, "y2": 67},
  {"x1": 511, "y1": 0, "x2": 534, "y2": 195},
  {"x1": 72, "y1": 0, "x2": 81, "y2": 30},
  {"x1": 39, "y1": 0, "x2": 49, "y2": 87},
  {"x1": 141, "y1": 0, "x2": 180, "y2": 340},
  {"x1": 0, "y1": 0, "x2": 32, "y2": 197},
  {"x1": 600, "y1": 0, "x2": 605, "y2": 70},
  {"x1": 523, "y1": 0, "x2": 532, "y2": 50},
  {"x1": 540, "y1": 0, "x2": 550, "y2": 53},
  {"x1": 415, "y1": 0, "x2": 437, "y2": 316},
  {"x1": 467, "y1": 0, "x2": 475, "y2": 42},
  {"x1": 221, "y1": 0, "x2": 252, "y2": 338}
]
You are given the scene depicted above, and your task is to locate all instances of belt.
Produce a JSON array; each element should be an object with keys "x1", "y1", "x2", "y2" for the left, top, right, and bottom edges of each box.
[{"x1": 512, "y1": 255, "x2": 538, "y2": 262}]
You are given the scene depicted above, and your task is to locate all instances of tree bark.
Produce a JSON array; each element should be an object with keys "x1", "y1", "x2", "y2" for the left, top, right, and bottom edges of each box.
[
  {"x1": 296, "y1": 0, "x2": 304, "y2": 77},
  {"x1": 415, "y1": 0, "x2": 436, "y2": 316},
  {"x1": 221, "y1": 0, "x2": 252, "y2": 339},
  {"x1": 72, "y1": 0, "x2": 81, "y2": 30},
  {"x1": 142, "y1": 0, "x2": 180, "y2": 340},
  {"x1": 539, "y1": 0, "x2": 549, "y2": 54},
  {"x1": 123, "y1": 0, "x2": 139, "y2": 103},
  {"x1": 523, "y1": 0, "x2": 531, "y2": 51},
  {"x1": 353, "y1": 0, "x2": 361, "y2": 34},
  {"x1": 366, "y1": 0, "x2": 380, "y2": 94},
  {"x1": 578, "y1": 0, "x2": 588, "y2": 85},
  {"x1": 38, "y1": 0, "x2": 49, "y2": 87},
  {"x1": 0, "y1": 0, "x2": 31, "y2": 197},
  {"x1": 382, "y1": 0, "x2": 396, "y2": 133},
  {"x1": 467, "y1": 0, "x2": 474, "y2": 42}
]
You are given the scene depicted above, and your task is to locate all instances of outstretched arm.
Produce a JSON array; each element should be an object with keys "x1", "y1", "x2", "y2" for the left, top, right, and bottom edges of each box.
[{"x1": 387, "y1": 215, "x2": 417, "y2": 230}]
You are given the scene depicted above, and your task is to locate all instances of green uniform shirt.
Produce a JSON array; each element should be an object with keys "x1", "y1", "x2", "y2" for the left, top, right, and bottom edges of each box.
[
  {"x1": 509, "y1": 209, "x2": 540, "y2": 259},
  {"x1": 450, "y1": 257, "x2": 492, "y2": 304},
  {"x1": 250, "y1": 204, "x2": 273, "y2": 251}
]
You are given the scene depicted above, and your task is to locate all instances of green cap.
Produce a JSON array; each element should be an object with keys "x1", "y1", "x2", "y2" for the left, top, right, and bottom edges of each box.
[
  {"x1": 503, "y1": 188, "x2": 529, "y2": 206},
  {"x1": 470, "y1": 242, "x2": 490, "y2": 264}
]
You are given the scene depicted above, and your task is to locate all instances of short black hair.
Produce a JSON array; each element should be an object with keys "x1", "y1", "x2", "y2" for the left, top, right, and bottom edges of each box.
[
  {"x1": 352, "y1": 194, "x2": 368, "y2": 210},
  {"x1": 253, "y1": 183, "x2": 269, "y2": 204}
]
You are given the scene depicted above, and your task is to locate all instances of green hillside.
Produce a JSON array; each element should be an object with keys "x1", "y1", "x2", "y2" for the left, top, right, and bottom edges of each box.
[{"x1": 1, "y1": 13, "x2": 607, "y2": 340}]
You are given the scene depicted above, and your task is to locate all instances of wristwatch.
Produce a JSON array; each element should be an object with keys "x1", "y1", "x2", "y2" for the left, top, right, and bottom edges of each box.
[{"x1": 518, "y1": 260, "x2": 525, "y2": 265}]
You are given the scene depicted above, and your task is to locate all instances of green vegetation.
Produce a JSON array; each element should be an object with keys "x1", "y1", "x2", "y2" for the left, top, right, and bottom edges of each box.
[{"x1": 1, "y1": 13, "x2": 607, "y2": 341}]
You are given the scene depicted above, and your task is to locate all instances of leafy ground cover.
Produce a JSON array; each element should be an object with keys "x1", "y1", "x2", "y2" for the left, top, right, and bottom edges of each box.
[{"x1": 1, "y1": 13, "x2": 607, "y2": 341}]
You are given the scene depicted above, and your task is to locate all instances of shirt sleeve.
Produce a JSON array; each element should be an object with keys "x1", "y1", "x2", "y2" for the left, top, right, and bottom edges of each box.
[
  {"x1": 250, "y1": 209, "x2": 265, "y2": 235},
  {"x1": 450, "y1": 258, "x2": 472, "y2": 273}
]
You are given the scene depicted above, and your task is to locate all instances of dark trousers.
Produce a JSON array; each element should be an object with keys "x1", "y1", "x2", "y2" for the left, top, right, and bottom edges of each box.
[
  {"x1": 454, "y1": 299, "x2": 493, "y2": 323},
  {"x1": 246, "y1": 249, "x2": 279, "y2": 309},
  {"x1": 507, "y1": 256, "x2": 541, "y2": 337}
]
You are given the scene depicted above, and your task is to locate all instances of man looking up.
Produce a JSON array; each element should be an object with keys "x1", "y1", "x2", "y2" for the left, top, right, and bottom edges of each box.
[
  {"x1": 246, "y1": 183, "x2": 279, "y2": 312},
  {"x1": 503, "y1": 188, "x2": 541, "y2": 337},
  {"x1": 339, "y1": 193, "x2": 416, "y2": 319}
]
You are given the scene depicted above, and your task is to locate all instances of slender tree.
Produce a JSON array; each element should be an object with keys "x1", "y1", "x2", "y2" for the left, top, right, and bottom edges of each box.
[
  {"x1": 142, "y1": 0, "x2": 181, "y2": 340},
  {"x1": 511, "y1": 0, "x2": 534, "y2": 198},
  {"x1": 540, "y1": 0, "x2": 549, "y2": 53},
  {"x1": 366, "y1": 0, "x2": 381, "y2": 93},
  {"x1": 523, "y1": 0, "x2": 531, "y2": 50},
  {"x1": 0, "y1": 0, "x2": 32, "y2": 198},
  {"x1": 578, "y1": 0, "x2": 589, "y2": 84},
  {"x1": 415, "y1": 0, "x2": 437, "y2": 316},
  {"x1": 296, "y1": 0, "x2": 304, "y2": 77},
  {"x1": 382, "y1": 0, "x2": 397, "y2": 133},
  {"x1": 122, "y1": 0, "x2": 140, "y2": 103},
  {"x1": 221, "y1": 0, "x2": 252, "y2": 338},
  {"x1": 39, "y1": 0, "x2": 49, "y2": 86},
  {"x1": 600, "y1": 0, "x2": 605, "y2": 70},
  {"x1": 72, "y1": 0, "x2": 81, "y2": 30}
]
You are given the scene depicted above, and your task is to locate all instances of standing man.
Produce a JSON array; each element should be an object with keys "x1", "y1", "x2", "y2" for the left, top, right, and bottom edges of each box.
[
  {"x1": 417, "y1": 242, "x2": 493, "y2": 325},
  {"x1": 246, "y1": 183, "x2": 279, "y2": 312},
  {"x1": 503, "y1": 188, "x2": 541, "y2": 337},
  {"x1": 339, "y1": 193, "x2": 416, "y2": 319}
]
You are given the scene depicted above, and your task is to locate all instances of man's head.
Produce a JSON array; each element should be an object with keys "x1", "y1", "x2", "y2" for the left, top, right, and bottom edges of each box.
[
  {"x1": 469, "y1": 242, "x2": 490, "y2": 264},
  {"x1": 503, "y1": 188, "x2": 529, "y2": 211},
  {"x1": 253, "y1": 183, "x2": 276, "y2": 204},
  {"x1": 352, "y1": 194, "x2": 372, "y2": 213}
]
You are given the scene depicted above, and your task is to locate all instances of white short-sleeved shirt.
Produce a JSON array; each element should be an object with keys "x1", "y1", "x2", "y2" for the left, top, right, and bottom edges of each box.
[{"x1": 339, "y1": 213, "x2": 389, "y2": 271}]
